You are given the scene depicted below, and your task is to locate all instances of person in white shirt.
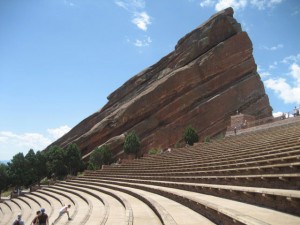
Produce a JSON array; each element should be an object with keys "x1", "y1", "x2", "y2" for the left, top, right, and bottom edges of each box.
[{"x1": 52, "y1": 204, "x2": 71, "y2": 225}]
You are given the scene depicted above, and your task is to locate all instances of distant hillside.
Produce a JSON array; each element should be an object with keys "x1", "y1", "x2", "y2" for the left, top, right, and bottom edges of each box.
[{"x1": 0, "y1": 160, "x2": 9, "y2": 165}]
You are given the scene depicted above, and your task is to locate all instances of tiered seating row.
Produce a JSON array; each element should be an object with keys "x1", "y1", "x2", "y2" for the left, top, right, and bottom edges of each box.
[{"x1": 1, "y1": 120, "x2": 299, "y2": 225}]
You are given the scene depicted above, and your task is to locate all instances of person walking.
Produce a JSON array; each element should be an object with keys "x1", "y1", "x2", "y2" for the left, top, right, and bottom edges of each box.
[
  {"x1": 52, "y1": 204, "x2": 71, "y2": 225},
  {"x1": 31, "y1": 210, "x2": 40, "y2": 225},
  {"x1": 293, "y1": 106, "x2": 298, "y2": 117},
  {"x1": 38, "y1": 208, "x2": 49, "y2": 225},
  {"x1": 12, "y1": 213, "x2": 25, "y2": 225}
]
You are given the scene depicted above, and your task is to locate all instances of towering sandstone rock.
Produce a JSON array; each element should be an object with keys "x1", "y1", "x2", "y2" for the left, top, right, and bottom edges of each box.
[{"x1": 47, "y1": 7, "x2": 272, "y2": 159}]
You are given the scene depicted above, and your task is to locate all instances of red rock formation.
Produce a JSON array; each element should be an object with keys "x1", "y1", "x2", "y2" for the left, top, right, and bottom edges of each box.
[{"x1": 47, "y1": 7, "x2": 272, "y2": 159}]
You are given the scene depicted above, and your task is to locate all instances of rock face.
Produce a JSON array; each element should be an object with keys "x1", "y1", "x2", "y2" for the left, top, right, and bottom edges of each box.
[{"x1": 47, "y1": 7, "x2": 272, "y2": 159}]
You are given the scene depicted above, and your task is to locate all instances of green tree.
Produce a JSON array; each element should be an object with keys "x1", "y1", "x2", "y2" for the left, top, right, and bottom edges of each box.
[
  {"x1": 7, "y1": 153, "x2": 29, "y2": 189},
  {"x1": 65, "y1": 143, "x2": 83, "y2": 175},
  {"x1": 35, "y1": 151, "x2": 48, "y2": 185},
  {"x1": 124, "y1": 131, "x2": 140, "y2": 155},
  {"x1": 89, "y1": 145, "x2": 112, "y2": 170},
  {"x1": 25, "y1": 149, "x2": 38, "y2": 186},
  {"x1": 183, "y1": 125, "x2": 199, "y2": 146},
  {"x1": 0, "y1": 163, "x2": 9, "y2": 199},
  {"x1": 46, "y1": 146, "x2": 68, "y2": 179}
]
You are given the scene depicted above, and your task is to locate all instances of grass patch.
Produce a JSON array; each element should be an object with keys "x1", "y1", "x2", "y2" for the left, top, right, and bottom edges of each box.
[{"x1": 1, "y1": 188, "x2": 12, "y2": 198}]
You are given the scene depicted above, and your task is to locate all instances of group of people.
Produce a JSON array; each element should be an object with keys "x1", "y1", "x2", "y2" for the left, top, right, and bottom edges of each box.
[{"x1": 12, "y1": 205, "x2": 71, "y2": 225}]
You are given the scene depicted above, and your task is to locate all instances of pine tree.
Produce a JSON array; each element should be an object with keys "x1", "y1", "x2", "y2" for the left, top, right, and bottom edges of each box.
[
  {"x1": 183, "y1": 125, "x2": 199, "y2": 146},
  {"x1": 124, "y1": 131, "x2": 140, "y2": 155}
]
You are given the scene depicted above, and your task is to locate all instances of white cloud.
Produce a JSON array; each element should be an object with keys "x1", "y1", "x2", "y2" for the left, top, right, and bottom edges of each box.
[
  {"x1": 290, "y1": 63, "x2": 300, "y2": 84},
  {"x1": 200, "y1": 0, "x2": 215, "y2": 7},
  {"x1": 47, "y1": 125, "x2": 72, "y2": 140},
  {"x1": 199, "y1": 0, "x2": 283, "y2": 11},
  {"x1": 134, "y1": 36, "x2": 152, "y2": 47},
  {"x1": 262, "y1": 44, "x2": 283, "y2": 51},
  {"x1": 132, "y1": 12, "x2": 151, "y2": 31},
  {"x1": 0, "y1": 125, "x2": 72, "y2": 160},
  {"x1": 272, "y1": 111, "x2": 281, "y2": 117},
  {"x1": 241, "y1": 20, "x2": 251, "y2": 31},
  {"x1": 215, "y1": 0, "x2": 248, "y2": 11},
  {"x1": 0, "y1": 131, "x2": 52, "y2": 151},
  {"x1": 115, "y1": 0, "x2": 151, "y2": 31},
  {"x1": 258, "y1": 65, "x2": 271, "y2": 78},
  {"x1": 264, "y1": 63, "x2": 300, "y2": 104},
  {"x1": 134, "y1": 40, "x2": 143, "y2": 47},
  {"x1": 260, "y1": 71, "x2": 271, "y2": 78}
]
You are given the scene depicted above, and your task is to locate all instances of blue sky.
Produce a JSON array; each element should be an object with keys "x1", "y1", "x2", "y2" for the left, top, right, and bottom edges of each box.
[{"x1": 0, "y1": 0, "x2": 299, "y2": 161}]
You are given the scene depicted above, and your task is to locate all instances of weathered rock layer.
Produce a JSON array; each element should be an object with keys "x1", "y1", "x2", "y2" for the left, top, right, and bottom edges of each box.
[{"x1": 47, "y1": 7, "x2": 272, "y2": 159}]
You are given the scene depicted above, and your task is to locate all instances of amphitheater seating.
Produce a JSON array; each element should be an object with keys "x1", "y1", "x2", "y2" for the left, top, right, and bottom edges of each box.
[{"x1": 1, "y1": 118, "x2": 300, "y2": 225}]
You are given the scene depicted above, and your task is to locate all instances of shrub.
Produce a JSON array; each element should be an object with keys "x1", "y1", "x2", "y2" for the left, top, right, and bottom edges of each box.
[
  {"x1": 218, "y1": 133, "x2": 224, "y2": 140},
  {"x1": 148, "y1": 149, "x2": 158, "y2": 155},
  {"x1": 204, "y1": 136, "x2": 211, "y2": 143},
  {"x1": 124, "y1": 131, "x2": 140, "y2": 155},
  {"x1": 89, "y1": 145, "x2": 112, "y2": 170},
  {"x1": 175, "y1": 141, "x2": 180, "y2": 148},
  {"x1": 183, "y1": 125, "x2": 199, "y2": 146}
]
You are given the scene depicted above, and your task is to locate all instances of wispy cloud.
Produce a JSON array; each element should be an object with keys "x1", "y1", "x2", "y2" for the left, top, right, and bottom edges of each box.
[
  {"x1": 262, "y1": 44, "x2": 283, "y2": 51},
  {"x1": 64, "y1": 0, "x2": 75, "y2": 7},
  {"x1": 134, "y1": 36, "x2": 152, "y2": 47},
  {"x1": 260, "y1": 71, "x2": 271, "y2": 78},
  {"x1": 257, "y1": 65, "x2": 271, "y2": 79},
  {"x1": 258, "y1": 65, "x2": 271, "y2": 78},
  {"x1": 268, "y1": 61, "x2": 278, "y2": 70},
  {"x1": 115, "y1": 0, "x2": 151, "y2": 31},
  {"x1": 282, "y1": 53, "x2": 300, "y2": 64},
  {"x1": 291, "y1": 10, "x2": 299, "y2": 16},
  {"x1": 199, "y1": 0, "x2": 283, "y2": 11},
  {"x1": 200, "y1": 0, "x2": 215, "y2": 7},
  {"x1": 250, "y1": 0, "x2": 283, "y2": 10},
  {"x1": 115, "y1": 0, "x2": 145, "y2": 10},
  {"x1": 0, "y1": 125, "x2": 72, "y2": 160}
]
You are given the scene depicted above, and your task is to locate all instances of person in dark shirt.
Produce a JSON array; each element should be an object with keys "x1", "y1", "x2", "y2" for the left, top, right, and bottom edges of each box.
[
  {"x1": 31, "y1": 210, "x2": 41, "y2": 225},
  {"x1": 38, "y1": 208, "x2": 49, "y2": 225}
]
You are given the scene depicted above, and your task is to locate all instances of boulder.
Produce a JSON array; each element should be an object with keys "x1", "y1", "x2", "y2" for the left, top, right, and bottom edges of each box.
[{"x1": 46, "y1": 7, "x2": 272, "y2": 159}]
